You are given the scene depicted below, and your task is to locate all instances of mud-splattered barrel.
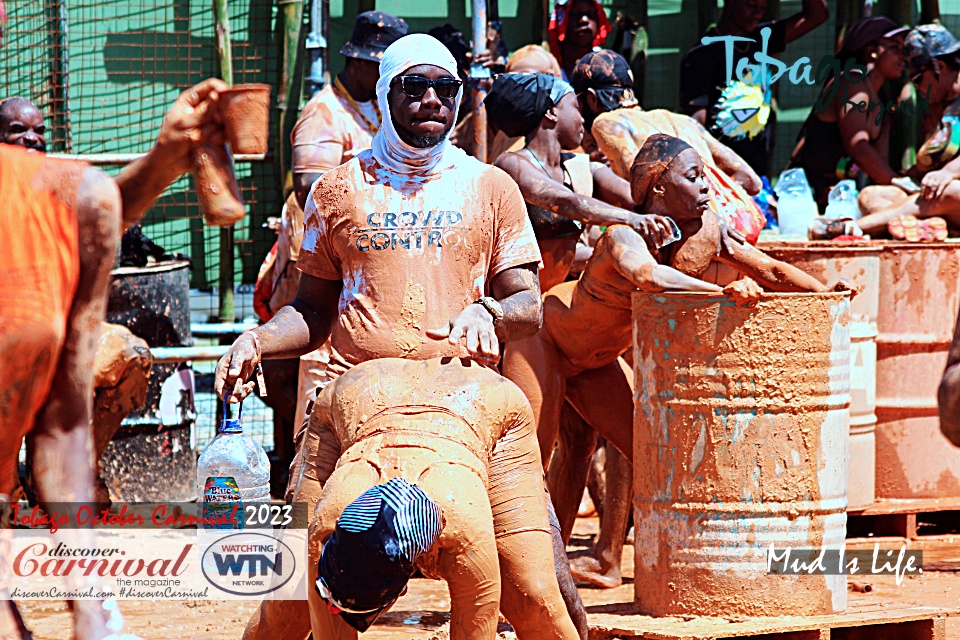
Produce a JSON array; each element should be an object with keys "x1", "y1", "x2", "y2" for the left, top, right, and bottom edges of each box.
[
  {"x1": 632, "y1": 291, "x2": 850, "y2": 616},
  {"x1": 104, "y1": 260, "x2": 196, "y2": 501},
  {"x1": 876, "y1": 242, "x2": 960, "y2": 498},
  {"x1": 760, "y1": 242, "x2": 879, "y2": 508}
]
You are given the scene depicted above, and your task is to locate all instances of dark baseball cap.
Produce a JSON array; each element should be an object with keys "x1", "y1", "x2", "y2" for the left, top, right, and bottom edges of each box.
[
  {"x1": 842, "y1": 17, "x2": 909, "y2": 53},
  {"x1": 317, "y1": 478, "x2": 444, "y2": 632},
  {"x1": 571, "y1": 50, "x2": 638, "y2": 111},
  {"x1": 340, "y1": 11, "x2": 408, "y2": 63},
  {"x1": 905, "y1": 24, "x2": 960, "y2": 74}
]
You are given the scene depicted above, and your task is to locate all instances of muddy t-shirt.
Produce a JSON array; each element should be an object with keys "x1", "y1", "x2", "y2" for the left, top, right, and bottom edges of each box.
[
  {"x1": 299, "y1": 150, "x2": 541, "y2": 379},
  {"x1": 291, "y1": 84, "x2": 378, "y2": 175}
]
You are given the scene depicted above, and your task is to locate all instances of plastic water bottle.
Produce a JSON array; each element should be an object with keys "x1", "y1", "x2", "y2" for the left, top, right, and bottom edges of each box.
[
  {"x1": 774, "y1": 168, "x2": 819, "y2": 237},
  {"x1": 197, "y1": 398, "x2": 270, "y2": 549},
  {"x1": 825, "y1": 179, "x2": 860, "y2": 220}
]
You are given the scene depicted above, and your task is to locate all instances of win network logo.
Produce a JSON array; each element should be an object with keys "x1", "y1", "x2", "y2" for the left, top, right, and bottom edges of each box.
[{"x1": 201, "y1": 532, "x2": 296, "y2": 596}]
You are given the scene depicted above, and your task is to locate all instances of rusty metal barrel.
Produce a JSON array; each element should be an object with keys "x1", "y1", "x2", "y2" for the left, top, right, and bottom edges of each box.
[
  {"x1": 632, "y1": 291, "x2": 850, "y2": 617},
  {"x1": 105, "y1": 260, "x2": 197, "y2": 501},
  {"x1": 760, "y1": 241, "x2": 879, "y2": 509},
  {"x1": 875, "y1": 242, "x2": 960, "y2": 498}
]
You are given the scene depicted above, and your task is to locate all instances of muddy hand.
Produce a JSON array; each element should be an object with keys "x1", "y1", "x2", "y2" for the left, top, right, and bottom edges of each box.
[
  {"x1": 214, "y1": 332, "x2": 259, "y2": 404},
  {"x1": 156, "y1": 78, "x2": 229, "y2": 175},
  {"x1": 722, "y1": 277, "x2": 762, "y2": 306},
  {"x1": 718, "y1": 221, "x2": 746, "y2": 256},
  {"x1": 426, "y1": 304, "x2": 499, "y2": 363},
  {"x1": 832, "y1": 277, "x2": 860, "y2": 299},
  {"x1": 921, "y1": 169, "x2": 953, "y2": 200},
  {"x1": 631, "y1": 214, "x2": 676, "y2": 248}
]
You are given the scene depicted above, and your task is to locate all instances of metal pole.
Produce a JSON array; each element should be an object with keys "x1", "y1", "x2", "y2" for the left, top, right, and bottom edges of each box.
[
  {"x1": 47, "y1": 0, "x2": 72, "y2": 153},
  {"x1": 151, "y1": 346, "x2": 232, "y2": 363},
  {"x1": 276, "y1": 0, "x2": 305, "y2": 205},
  {"x1": 46, "y1": 152, "x2": 266, "y2": 165},
  {"x1": 920, "y1": 0, "x2": 941, "y2": 23},
  {"x1": 470, "y1": 0, "x2": 489, "y2": 164},
  {"x1": 213, "y1": 0, "x2": 236, "y2": 323},
  {"x1": 306, "y1": 0, "x2": 328, "y2": 97}
]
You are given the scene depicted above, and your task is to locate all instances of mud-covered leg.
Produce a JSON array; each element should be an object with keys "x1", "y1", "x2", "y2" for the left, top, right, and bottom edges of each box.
[
  {"x1": 499, "y1": 525, "x2": 583, "y2": 640},
  {"x1": 501, "y1": 336, "x2": 567, "y2": 466},
  {"x1": 244, "y1": 413, "x2": 339, "y2": 640},
  {"x1": 569, "y1": 444, "x2": 631, "y2": 589},
  {"x1": 419, "y1": 464, "x2": 500, "y2": 640},
  {"x1": 565, "y1": 357, "x2": 634, "y2": 589},
  {"x1": 547, "y1": 402, "x2": 597, "y2": 543},
  {"x1": 548, "y1": 498, "x2": 589, "y2": 640}
]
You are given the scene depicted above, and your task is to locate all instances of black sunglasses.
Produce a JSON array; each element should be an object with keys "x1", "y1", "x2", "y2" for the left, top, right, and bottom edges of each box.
[{"x1": 393, "y1": 75, "x2": 462, "y2": 99}]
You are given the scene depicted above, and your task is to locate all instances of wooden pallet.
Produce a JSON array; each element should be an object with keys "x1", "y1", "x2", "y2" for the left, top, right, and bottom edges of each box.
[
  {"x1": 847, "y1": 498, "x2": 960, "y2": 540},
  {"x1": 587, "y1": 603, "x2": 949, "y2": 640}
]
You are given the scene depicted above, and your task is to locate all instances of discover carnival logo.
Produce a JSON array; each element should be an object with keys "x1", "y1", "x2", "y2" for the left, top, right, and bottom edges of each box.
[{"x1": 200, "y1": 531, "x2": 297, "y2": 596}]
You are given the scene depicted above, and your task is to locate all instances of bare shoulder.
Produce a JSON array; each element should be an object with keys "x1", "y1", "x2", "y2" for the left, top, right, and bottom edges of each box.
[
  {"x1": 592, "y1": 113, "x2": 627, "y2": 139},
  {"x1": 493, "y1": 150, "x2": 523, "y2": 177}
]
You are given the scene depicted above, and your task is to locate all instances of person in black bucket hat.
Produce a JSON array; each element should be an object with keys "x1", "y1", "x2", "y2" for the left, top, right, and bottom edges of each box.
[
  {"x1": 288, "y1": 11, "x2": 408, "y2": 213},
  {"x1": 316, "y1": 478, "x2": 444, "y2": 632},
  {"x1": 340, "y1": 11, "x2": 409, "y2": 63}
]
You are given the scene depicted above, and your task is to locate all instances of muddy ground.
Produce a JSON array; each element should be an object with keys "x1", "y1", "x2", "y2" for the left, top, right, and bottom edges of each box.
[{"x1": 17, "y1": 519, "x2": 960, "y2": 638}]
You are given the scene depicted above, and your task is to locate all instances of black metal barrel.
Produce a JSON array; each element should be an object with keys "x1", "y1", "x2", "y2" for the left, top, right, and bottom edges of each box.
[{"x1": 103, "y1": 260, "x2": 197, "y2": 501}]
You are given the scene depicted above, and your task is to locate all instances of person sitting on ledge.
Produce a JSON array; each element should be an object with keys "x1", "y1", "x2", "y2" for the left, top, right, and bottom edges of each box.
[
  {"x1": 857, "y1": 24, "x2": 960, "y2": 240},
  {"x1": 788, "y1": 17, "x2": 908, "y2": 210}
]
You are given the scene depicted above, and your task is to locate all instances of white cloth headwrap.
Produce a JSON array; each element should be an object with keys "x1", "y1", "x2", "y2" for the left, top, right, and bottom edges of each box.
[
  {"x1": 550, "y1": 78, "x2": 574, "y2": 106},
  {"x1": 371, "y1": 34, "x2": 468, "y2": 180}
]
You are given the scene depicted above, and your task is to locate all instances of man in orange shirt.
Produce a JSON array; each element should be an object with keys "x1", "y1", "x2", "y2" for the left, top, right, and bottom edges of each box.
[
  {"x1": 281, "y1": 11, "x2": 408, "y2": 454},
  {"x1": 219, "y1": 33, "x2": 588, "y2": 640}
]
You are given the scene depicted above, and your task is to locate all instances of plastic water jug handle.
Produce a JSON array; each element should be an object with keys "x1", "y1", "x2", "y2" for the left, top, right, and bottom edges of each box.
[{"x1": 220, "y1": 395, "x2": 243, "y2": 434}]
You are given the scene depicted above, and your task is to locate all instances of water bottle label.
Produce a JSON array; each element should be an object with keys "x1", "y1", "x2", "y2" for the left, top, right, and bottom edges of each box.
[{"x1": 202, "y1": 476, "x2": 243, "y2": 530}]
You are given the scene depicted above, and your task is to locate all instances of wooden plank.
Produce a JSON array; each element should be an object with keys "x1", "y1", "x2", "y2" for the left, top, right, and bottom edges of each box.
[
  {"x1": 849, "y1": 498, "x2": 960, "y2": 517},
  {"x1": 587, "y1": 606, "x2": 952, "y2": 639}
]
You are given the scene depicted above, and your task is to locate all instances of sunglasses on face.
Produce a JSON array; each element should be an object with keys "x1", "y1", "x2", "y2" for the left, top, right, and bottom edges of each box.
[{"x1": 393, "y1": 75, "x2": 462, "y2": 99}]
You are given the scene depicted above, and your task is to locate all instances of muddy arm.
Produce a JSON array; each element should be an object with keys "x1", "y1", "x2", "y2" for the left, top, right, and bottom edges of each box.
[
  {"x1": 837, "y1": 88, "x2": 898, "y2": 187},
  {"x1": 717, "y1": 235, "x2": 828, "y2": 293},
  {"x1": 606, "y1": 226, "x2": 722, "y2": 293},
  {"x1": 216, "y1": 273, "x2": 342, "y2": 403},
  {"x1": 495, "y1": 152, "x2": 644, "y2": 228},
  {"x1": 939, "y1": 308, "x2": 960, "y2": 446},
  {"x1": 591, "y1": 117, "x2": 641, "y2": 182},
  {"x1": 590, "y1": 164, "x2": 636, "y2": 209},
  {"x1": 115, "y1": 79, "x2": 228, "y2": 229},
  {"x1": 491, "y1": 264, "x2": 543, "y2": 342}
]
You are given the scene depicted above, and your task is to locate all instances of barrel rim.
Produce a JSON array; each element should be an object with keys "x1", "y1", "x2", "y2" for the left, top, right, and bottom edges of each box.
[
  {"x1": 877, "y1": 239, "x2": 960, "y2": 250},
  {"x1": 631, "y1": 291, "x2": 852, "y2": 300},
  {"x1": 111, "y1": 259, "x2": 191, "y2": 276},
  {"x1": 757, "y1": 240, "x2": 883, "y2": 254}
]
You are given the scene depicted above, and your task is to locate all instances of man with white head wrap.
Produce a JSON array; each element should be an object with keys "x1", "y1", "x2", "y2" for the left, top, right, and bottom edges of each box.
[{"x1": 225, "y1": 34, "x2": 578, "y2": 640}]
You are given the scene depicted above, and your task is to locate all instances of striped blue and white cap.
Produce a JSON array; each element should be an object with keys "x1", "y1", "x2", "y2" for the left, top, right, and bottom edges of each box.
[{"x1": 317, "y1": 478, "x2": 444, "y2": 632}]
